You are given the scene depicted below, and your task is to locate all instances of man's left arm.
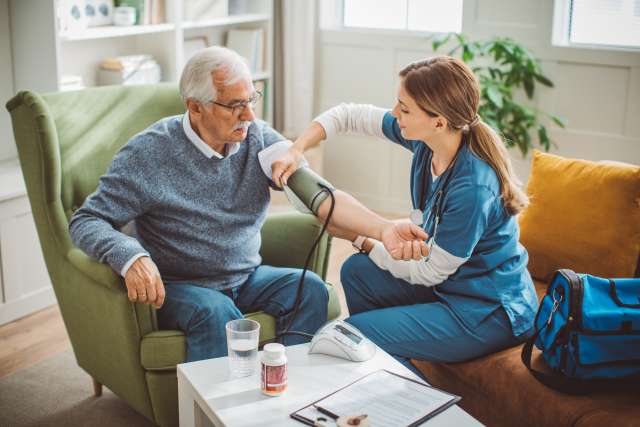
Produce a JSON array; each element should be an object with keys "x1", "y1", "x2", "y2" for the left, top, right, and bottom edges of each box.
[{"x1": 258, "y1": 122, "x2": 308, "y2": 189}]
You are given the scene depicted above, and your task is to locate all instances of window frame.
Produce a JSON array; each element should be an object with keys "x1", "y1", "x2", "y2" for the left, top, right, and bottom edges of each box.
[
  {"x1": 320, "y1": 0, "x2": 464, "y2": 36},
  {"x1": 552, "y1": 0, "x2": 640, "y2": 52}
]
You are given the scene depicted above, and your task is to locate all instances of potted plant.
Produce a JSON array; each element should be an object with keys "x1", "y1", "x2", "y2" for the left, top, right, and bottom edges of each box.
[{"x1": 431, "y1": 33, "x2": 566, "y2": 156}]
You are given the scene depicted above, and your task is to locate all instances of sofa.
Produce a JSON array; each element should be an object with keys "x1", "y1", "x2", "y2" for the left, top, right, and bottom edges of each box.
[
  {"x1": 6, "y1": 85, "x2": 342, "y2": 427},
  {"x1": 413, "y1": 151, "x2": 640, "y2": 427}
]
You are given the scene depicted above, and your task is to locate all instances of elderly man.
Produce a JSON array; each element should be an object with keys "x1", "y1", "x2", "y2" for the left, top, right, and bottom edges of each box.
[{"x1": 70, "y1": 47, "x2": 426, "y2": 362}]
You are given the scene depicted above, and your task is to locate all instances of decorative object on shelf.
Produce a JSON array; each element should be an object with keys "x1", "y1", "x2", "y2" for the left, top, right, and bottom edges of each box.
[
  {"x1": 226, "y1": 28, "x2": 264, "y2": 73},
  {"x1": 113, "y1": 5, "x2": 137, "y2": 26},
  {"x1": 59, "y1": 75, "x2": 85, "y2": 91},
  {"x1": 431, "y1": 33, "x2": 567, "y2": 156},
  {"x1": 98, "y1": 54, "x2": 161, "y2": 85},
  {"x1": 58, "y1": 0, "x2": 88, "y2": 33},
  {"x1": 150, "y1": 0, "x2": 166, "y2": 24},
  {"x1": 183, "y1": 36, "x2": 209, "y2": 66},
  {"x1": 85, "y1": 0, "x2": 114, "y2": 26},
  {"x1": 184, "y1": 0, "x2": 228, "y2": 22},
  {"x1": 116, "y1": 0, "x2": 143, "y2": 24}
]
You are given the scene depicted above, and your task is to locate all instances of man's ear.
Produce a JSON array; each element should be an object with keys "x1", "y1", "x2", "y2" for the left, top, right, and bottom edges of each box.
[{"x1": 186, "y1": 99, "x2": 202, "y2": 117}]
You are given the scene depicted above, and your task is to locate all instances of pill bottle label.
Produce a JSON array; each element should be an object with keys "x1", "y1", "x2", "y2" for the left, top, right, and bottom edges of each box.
[{"x1": 261, "y1": 363, "x2": 287, "y2": 396}]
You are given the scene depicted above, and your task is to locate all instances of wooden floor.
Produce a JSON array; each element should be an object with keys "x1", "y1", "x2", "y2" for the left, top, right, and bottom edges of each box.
[
  {"x1": 0, "y1": 233, "x2": 355, "y2": 379},
  {"x1": 0, "y1": 304, "x2": 71, "y2": 378}
]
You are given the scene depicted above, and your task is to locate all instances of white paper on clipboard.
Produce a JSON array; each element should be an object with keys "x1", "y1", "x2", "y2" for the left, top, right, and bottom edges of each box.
[{"x1": 291, "y1": 370, "x2": 460, "y2": 426}]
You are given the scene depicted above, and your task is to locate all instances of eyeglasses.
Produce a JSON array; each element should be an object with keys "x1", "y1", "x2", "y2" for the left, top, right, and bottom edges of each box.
[{"x1": 210, "y1": 91, "x2": 262, "y2": 116}]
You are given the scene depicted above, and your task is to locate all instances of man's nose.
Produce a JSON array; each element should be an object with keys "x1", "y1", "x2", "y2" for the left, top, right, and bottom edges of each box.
[{"x1": 240, "y1": 104, "x2": 256, "y2": 121}]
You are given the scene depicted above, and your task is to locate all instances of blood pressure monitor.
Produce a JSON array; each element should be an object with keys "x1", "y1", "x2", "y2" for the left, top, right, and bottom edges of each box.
[{"x1": 309, "y1": 320, "x2": 376, "y2": 362}]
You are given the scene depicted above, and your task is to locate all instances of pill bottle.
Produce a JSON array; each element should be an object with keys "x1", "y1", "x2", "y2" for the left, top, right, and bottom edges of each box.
[{"x1": 261, "y1": 343, "x2": 287, "y2": 396}]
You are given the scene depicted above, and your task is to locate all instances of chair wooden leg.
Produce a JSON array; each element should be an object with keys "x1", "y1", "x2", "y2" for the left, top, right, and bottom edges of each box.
[{"x1": 92, "y1": 377, "x2": 102, "y2": 397}]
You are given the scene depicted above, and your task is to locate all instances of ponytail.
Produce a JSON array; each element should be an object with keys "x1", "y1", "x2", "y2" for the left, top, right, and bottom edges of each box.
[{"x1": 468, "y1": 122, "x2": 528, "y2": 215}]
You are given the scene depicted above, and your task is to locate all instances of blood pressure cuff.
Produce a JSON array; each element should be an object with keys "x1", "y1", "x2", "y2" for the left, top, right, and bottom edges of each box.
[{"x1": 285, "y1": 167, "x2": 335, "y2": 215}]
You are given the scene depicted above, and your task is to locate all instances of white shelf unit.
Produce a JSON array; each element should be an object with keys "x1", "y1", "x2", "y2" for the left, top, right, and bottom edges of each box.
[{"x1": 10, "y1": 0, "x2": 275, "y2": 122}]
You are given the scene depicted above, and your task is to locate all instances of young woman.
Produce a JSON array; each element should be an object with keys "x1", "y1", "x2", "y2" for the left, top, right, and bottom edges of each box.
[{"x1": 272, "y1": 56, "x2": 538, "y2": 377}]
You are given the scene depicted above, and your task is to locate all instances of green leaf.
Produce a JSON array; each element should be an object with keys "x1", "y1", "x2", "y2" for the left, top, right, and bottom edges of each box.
[
  {"x1": 549, "y1": 114, "x2": 567, "y2": 127},
  {"x1": 432, "y1": 33, "x2": 452, "y2": 51},
  {"x1": 534, "y1": 73, "x2": 553, "y2": 87},
  {"x1": 538, "y1": 125, "x2": 550, "y2": 151},
  {"x1": 486, "y1": 86, "x2": 503, "y2": 108},
  {"x1": 523, "y1": 75, "x2": 534, "y2": 98},
  {"x1": 462, "y1": 46, "x2": 473, "y2": 62}
]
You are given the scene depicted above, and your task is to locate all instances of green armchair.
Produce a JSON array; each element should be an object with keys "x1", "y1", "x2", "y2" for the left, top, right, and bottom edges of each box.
[{"x1": 6, "y1": 84, "x2": 341, "y2": 427}]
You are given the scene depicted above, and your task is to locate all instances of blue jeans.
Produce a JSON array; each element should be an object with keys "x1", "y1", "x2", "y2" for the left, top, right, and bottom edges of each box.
[
  {"x1": 157, "y1": 265, "x2": 329, "y2": 362},
  {"x1": 341, "y1": 254, "x2": 530, "y2": 378}
]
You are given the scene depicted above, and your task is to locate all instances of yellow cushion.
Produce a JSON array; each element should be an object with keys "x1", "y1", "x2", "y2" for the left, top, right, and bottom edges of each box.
[{"x1": 519, "y1": 151, "x2": 640, "y2": 281}]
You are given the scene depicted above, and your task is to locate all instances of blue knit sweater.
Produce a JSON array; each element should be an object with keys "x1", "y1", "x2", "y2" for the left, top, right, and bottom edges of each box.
[{"x1": 69, "y1": 115, "x2": 285, "y2": 290}]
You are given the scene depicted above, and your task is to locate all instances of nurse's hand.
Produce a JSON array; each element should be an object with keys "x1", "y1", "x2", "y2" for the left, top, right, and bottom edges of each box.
[
  {"x1": 381, "y1": 223, "x2": 430, "y2": 261},
  {"x1": 271, "y1": 145, "x2": 304, "y2": 188}
]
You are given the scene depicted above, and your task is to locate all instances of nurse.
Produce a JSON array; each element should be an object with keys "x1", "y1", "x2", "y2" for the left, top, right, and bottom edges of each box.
[{"x1": 273, "y1": 55, "x2": 538, "y2": 377}]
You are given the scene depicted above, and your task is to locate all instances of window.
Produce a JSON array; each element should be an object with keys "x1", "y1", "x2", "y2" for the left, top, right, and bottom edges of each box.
[
  {"x1": 325, "y1": 0, "x2": 463, "y2": 33},
  {"x1": 556, "y1": 0, "x2": 640, "y2": 49}
]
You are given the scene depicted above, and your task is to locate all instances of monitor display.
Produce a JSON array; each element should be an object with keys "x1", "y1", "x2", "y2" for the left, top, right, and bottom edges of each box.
[{"x1": 334, "y1": 324, "x2": 362, "y2": 344}]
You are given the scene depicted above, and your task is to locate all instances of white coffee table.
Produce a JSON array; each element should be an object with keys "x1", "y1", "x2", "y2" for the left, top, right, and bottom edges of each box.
[{"x1": 177, "y1": 343, "x2": 481, "y2": 427}]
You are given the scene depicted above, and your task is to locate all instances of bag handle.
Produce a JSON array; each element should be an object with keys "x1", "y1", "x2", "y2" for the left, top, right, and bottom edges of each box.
[
  {"x1": 520, "y1": 328, "x2": 591, "y2": 395},
  {"x1": 609, "y1": 279, "x2": 640, "y2": 308}
]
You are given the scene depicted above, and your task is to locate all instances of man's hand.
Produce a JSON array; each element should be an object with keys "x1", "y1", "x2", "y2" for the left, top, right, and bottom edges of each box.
[
  {"x1": 271, "y1": 145, "x2": 304, "y2": 188},
  {"x1": 124, "y1": 256, "x2": 165, "y2": 309},
  {"x1": 380, "y1": 222, "x2": 430, "y2": 261}
]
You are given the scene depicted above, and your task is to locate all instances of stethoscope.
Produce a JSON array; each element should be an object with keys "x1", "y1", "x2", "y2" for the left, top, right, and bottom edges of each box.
[{"x1": 409, "y1": 145, "x2": 462, "y2": 261}]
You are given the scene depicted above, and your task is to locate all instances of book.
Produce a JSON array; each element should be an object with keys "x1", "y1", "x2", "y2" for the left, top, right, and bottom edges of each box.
[
  {"x1": 291, "y1": 370, "x2": 460, "y2": 427},
  {"x1": 226, "y1": 28, "x2": 264, "y2": 73},
  {"x1": 183, "y1": 0, "x2": 228, "y2": 22},
  {"x1": 252, "y1": 80, "x2": 265, "y2": 119}
]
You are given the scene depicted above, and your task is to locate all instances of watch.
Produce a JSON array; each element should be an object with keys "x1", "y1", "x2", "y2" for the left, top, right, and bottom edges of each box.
[{"x1": 352, "y1": 235, "x2": 368, "y2": 253}]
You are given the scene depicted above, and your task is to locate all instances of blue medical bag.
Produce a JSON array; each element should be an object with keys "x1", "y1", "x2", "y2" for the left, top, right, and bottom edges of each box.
[{"x1": 521, "y1": 269, "x2": 640, "y2": 393}]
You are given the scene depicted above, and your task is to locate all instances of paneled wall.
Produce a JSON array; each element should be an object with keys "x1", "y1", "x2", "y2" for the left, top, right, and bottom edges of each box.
[
  {"x1": 0, "y1": 0, "x2": 17, "y2": 162},
  {"x1": 317, "y1": 0, "x2": 640, "y2": 214}
]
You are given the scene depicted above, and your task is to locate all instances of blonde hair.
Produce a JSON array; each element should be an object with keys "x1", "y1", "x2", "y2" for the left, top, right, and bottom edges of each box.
[{"x1": 399, "y1": 56, "x2": 528, "y2": 215}]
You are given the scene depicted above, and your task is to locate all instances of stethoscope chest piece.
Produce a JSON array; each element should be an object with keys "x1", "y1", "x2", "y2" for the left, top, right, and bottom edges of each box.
[{"x1": 409, "y1": 208, "x2": 423, "y2": 226}]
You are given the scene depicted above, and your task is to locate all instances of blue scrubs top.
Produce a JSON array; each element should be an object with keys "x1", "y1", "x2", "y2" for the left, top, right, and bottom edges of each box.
[{"x1": 382, "y1": 112, "x2": 538, "y2": 336}]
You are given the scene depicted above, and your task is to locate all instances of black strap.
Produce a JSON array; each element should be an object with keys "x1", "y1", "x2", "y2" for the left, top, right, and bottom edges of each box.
[
  {"x1": 521, "y1": 328, "x2": 591, "y2": 395},
  {"x1": 609, "y1": 279, "x2": 640, "y2": 308},
  {"x1": 521, "y1": 328, "x2": 640, "y2": 394}
]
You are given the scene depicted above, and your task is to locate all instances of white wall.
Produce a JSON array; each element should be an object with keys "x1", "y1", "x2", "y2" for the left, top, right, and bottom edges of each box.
[
  {"x1": 316, "y1": 0, "x2": 640, "y2": 214},
  {"x1": 0, "y1": 0, "x2": 17, "y2": 162}
]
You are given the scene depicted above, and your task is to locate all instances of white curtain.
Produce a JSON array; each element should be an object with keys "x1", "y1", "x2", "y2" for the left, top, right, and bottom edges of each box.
[{"x1": 276, "y1": 0, "x2": 317, "y2": 138}]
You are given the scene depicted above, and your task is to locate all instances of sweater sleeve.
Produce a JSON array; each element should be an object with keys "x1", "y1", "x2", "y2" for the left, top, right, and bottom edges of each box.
[{"x1": 68, "y1": 141, "x2": 156, "y2": 275}]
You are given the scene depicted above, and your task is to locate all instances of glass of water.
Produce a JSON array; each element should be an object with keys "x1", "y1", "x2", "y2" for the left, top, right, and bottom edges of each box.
[{"x1": 226, "y1": 319, "x2": 260, "y2": 378}]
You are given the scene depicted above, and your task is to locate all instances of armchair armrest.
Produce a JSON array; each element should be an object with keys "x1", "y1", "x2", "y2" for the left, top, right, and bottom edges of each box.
[
  {"x1": 67, "y1": 247, "x2": 123, "y2": 291},
  {"x1": 260, "y1": 211, "x2": 332, "y2": 280},
  {"x1": 67, "y1": 247, "x2": 157, "y2": 333}
]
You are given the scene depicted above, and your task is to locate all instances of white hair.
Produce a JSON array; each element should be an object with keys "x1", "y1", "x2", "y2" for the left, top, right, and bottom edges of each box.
[{"x1": 179, "y1": 46, "x2": 252, "y2": 105}]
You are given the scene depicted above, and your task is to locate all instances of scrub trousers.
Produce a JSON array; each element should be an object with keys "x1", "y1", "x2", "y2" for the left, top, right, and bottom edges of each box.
[{"x1": 341, "y1": 254, "x2": 528, "y2": 379}]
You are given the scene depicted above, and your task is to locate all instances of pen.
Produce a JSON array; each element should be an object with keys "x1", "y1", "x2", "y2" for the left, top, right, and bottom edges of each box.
[{"x1": 314, "y1": 405, "x2": 339, "y2": 420}]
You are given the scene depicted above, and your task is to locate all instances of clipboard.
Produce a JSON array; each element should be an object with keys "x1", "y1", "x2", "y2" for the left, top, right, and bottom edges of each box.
[{"x1": 290, "y1": 369, "x2": 461, "y2": 426}]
